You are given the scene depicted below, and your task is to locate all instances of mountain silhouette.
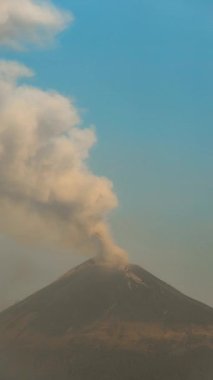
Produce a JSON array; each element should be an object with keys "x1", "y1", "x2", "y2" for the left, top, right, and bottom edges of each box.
[{"x1": 0, "y1": 257, "x2": 213, "y2": 379}]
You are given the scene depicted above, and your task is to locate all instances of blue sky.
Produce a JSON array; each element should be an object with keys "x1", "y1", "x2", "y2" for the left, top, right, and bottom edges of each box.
[{"x1": 1, "y1": 0, "x2": 213, "y2": 306}]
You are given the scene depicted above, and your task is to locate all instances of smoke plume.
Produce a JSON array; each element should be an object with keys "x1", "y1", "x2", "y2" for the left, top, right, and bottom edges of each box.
[
  {"x1": 0, "y1": 0, "x2": 127, "y2": 264},
  {"x1": 0, "y1": 60, "x2": 127, "y2": 263},
  {"x1": 0, "y1": 0, "x2": 72, "y2": 49}
]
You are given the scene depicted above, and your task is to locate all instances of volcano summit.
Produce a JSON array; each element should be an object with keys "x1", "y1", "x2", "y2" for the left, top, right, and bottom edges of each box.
[{"x1": 0, "y1": 258, "x2": 213, "y2": 379}]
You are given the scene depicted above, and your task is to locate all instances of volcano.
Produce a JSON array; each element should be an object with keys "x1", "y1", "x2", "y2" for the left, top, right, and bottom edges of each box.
[{"x1": 0, "y1": 258, "x2": 213, "y2": 380}]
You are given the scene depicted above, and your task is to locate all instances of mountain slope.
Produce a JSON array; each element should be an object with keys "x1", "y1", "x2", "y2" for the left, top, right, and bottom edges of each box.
[{"x1": 0, "y1": 258, "x2": 213, "y2": 380}]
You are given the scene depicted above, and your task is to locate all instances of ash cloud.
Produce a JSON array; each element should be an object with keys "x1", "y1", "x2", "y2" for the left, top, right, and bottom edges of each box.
[
  {"x1": 0, "y1": 1, "x2": 127, "y2": 265},
  {"x1": 0, "y1": 61, "x2": 127, "y2": 263},
  {"x1": 0, "y1": 0, "x2": 72, "y2": 49}
]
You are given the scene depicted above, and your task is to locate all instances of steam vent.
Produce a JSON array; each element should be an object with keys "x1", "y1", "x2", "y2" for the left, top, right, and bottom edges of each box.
[{"x1": 0, "y1": 258, "x2": 213, "y2": 380}]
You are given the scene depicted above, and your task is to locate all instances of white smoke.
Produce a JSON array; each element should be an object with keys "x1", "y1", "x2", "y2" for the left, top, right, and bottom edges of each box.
[
  {"x1": 0, "y1": 1, "x2": 127, "y2": 264},
  {"x1": 0, "y1": 0, "x2": 72, "y2": 49},
  {"x1": 0, "y1": 61, "x2": 127, "y2": 263}
]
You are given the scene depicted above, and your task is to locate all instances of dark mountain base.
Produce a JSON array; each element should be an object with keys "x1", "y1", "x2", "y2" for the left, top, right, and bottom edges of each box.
[{"x1": 1, "y1": 345, "x2": 213, "y2": 380}]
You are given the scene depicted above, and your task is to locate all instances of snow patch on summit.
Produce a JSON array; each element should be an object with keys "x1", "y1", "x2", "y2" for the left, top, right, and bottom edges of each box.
[{"x1": 124, "y1": 268, "x2": 145, "y2": 289}]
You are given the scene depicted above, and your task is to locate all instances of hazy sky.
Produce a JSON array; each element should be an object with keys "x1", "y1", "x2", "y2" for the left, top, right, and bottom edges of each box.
[{"x1": 0, "y1": 0, "x2": 212, "y2": 309}]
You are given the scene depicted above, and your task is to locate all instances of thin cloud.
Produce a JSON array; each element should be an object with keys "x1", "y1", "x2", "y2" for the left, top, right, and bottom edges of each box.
[
  {"x1": 0, "y1": 0, "x2": 72, "y2": 49},
  {"x1": 0, "y1": 60, "x2": 34, "y2": 80}
]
